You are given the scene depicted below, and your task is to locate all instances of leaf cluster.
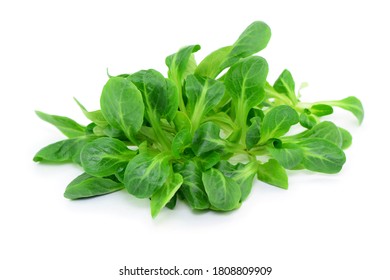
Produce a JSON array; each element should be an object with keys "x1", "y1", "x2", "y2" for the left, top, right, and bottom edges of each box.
[{"x1": 34, "y1": 21, "x2": 364, "y2": 217}]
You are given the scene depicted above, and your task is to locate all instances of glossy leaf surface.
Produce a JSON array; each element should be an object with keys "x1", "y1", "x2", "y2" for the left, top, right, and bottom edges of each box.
[
  {"x1": 203, "y1": 168, "x2": 241, "y2": 211},
  {"x1": 151, "y1": 173, "x2": 183, "y2": 218},
  {"x1": 80, "y1": 137, "x2": 134, "y2": 177},
  {"x1": 36, "y1": 111, "x2": 85, "y2": 138},
  {"x1": 124, "y1": 152, "x2": 171, "y2": 198},
  {"x1": 100, "y1": 77, "x2": 144, "y2": 141},
  {"x1": 64, "y1": 173, "x2": 123, "y2": 199}
]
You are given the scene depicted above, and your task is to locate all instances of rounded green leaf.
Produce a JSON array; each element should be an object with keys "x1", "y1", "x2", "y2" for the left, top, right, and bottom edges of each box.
[
  {"x1": 257, "y1": 159, "x2": 288, "y2": 189},
  {"x1": 225, "y1": 56, "x2": 268, "y2": 111},
  {"x1": 273, "y1": 69, "x2": 297, "y2": 103},
  {"x1": 192, "y1": 122, "x2": 224, "y2": 156},
  {"x1": 202, "y1": 168, "x2": 241, "y2": 211},
  {"x1": 130, "y1": 69, "x2": 178, "y2": 121},
  {"x1": 64, "y1": 173, "x2": 123, "y2": 199},
  {"x1": 174, "y1": 160, "x2": 210, "y2": 210},
  {"x1": 171, "y1": 129, "x2": 192, "y2": 158},
  {"x1": 299, "y1": 139, "x2": 346, "y2": 174},
  {"x1": 339, "y1": 127, "x2": 352, "y2": 150},
  {"x1": 33, "y1": 136, "x2": 98, "y2": 164},
  {"x1": 217, "y1": 161, "x2": 257, "y2": 202},
  {"x1": 268, "y1": 142, "x2": 304, "y2": 169},
  {"x1": 260, "y1": 105, "x2": 299, "y2": 142},
  {"x1": 196, "y1": 21, "x2": 271, "y2": 78},
  {"x1": 80, "y1": 137, "x2": 134, "y2": 177},
  {"x1": 299, "y1": 111, "x2": 317, "y2": 129},
  {"x1": 196, "y1": 151, "x2": 221, "y2": 170},
  {"x1": 230, "y1": 21, "x2": 271, "y2": 58},
  {"x1": 302, "y1": 121, "x2": 343, "y2": 148},
  {"x1": 323, "y1": 96, "x2": 364, "y2": 124},
  {"x1": 124, "y1": 152, "x2": 171, "y2": 198},
  {"x1": 100, "y1": 77, "x2": 144, "y2": 141},
  {"x1": 310, "y1": 104, "x2": 334, "y2": 117},
  {"x1": 173, "y1": 111, "x2": 191, "y2": 132}
]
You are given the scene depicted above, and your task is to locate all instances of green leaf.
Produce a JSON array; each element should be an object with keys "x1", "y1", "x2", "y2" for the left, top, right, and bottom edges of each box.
[
  {"x1": 290, "y1": 121, "x2": 343, "y2": 148},
  {"x1": 115, "y1": 165, "x2": 126, "y2": 183},
  {"x1": 64, "y1": 173, "x2": 124, "y2": 199},
  {"x1": 124, "y1": 152, "x2": 171, "y2": 198},
  {"x1": 165, "y1": 195, "x2": 177, "y2": 210},
  {"x1": 229, "y1": 21, "x2": 271, "y2": 58},
  {"x1": 130, "y1": 69, "x2": 178, "y2": 122},
  {"x1": 246, "y1": 117, "x2": 261, "y2": 149},
  {"x1": 299, "y1": 111, "x2": 318, "y2": 129},
  {"x1": 80, "y1": 137, "x2": 135, "y2": 177},
  {"x1": 166, "y1": 45, "x2": 201, "y2": 84},
  {"x1": 217, "y1": 161, "x2": 257, "y2": 202},
  {"x1": 33, "y1": 136, "x2": 97, "y2": 164},
  {"x1": 196, "y1": 151, "x2": 221, "y2": 170},
  {"x1": 174, "y1": 160, "x2": 210, "y2": 210},
  {"x1": 273, "y1": 69, "x2": 297, "y2": 103},
  {"x1": 322, "y1": 96, "x2": 364, "y2": 124},
  {"x1": 236, "y1": 172, "x2": 255, "y2": 202},
  {"x1": 102, "y1": 125, "x2": 127, "y2": 139},
  {"x1": 35, "y1": 111, "x2": 85, "y2": 138},
  {"x1": 202, "y1": 168, "x2": 241, "y2": 211},
  {"x1": 247, "y1": 108, "x2": 264, "y2": 123},
  {"x1": 216, "y1": 160, "x2": 238, "y2": 178},
  {"x1": 310, "y1": 104, "x2": 333, "y2": 117},
  {"x1": 308, "y1": 121, "x2": 343, "y2": 147},
  {"x1": 257, "y1": 159, "x2": 288, "y2": 189},
  {"x1": 195, "y1": 46, "x2": 232, "y2": 79},
  {"x1": 192, "y1": 122, "x2": 224, "y2": 156},
  {"x1": 74, "y1": 98, "x2": 108, "y2": 127},
  {"x1": 260, "y1": 105, "x2": 299, "y2": 142},
  {"x1": 184, "y1": 74, "x2": 225, "y2": 131},
  {"x1": 204, "y1": 112, "x2": 236, "y2": 133},
  {"x1": 150, "y1": 173, "x2": 183, "y2": 218},
  {"x1": 299, "y1": 139, "x2": 346, "y2": 174},
  {"x1": 173, "y1": 111, "x2": 191, "y2": 132},
  {"x1": 339, "y1": 127, "x2": 352, "y2": 150},
  {"x1": 268, "y1": 142, "x2": 304, "y2": 169},
  {"x1": 129, "y1": 69, "x2": 178, "y2": 150},
  {"x1": 225, "y1": 56, "x2": 268, "y2": 112},
  {"x1": 100, "y1": 77, "x2": 144, "y2": 141},
  {"x1": 85, "y1": 123, "x2": 97, "y2": 135},
  {"x1": 225, "y1": 56, "x2": 268, "y2": 143},
  {"x1": 196, "y1": 21, "x2": 271, "y2": 78},
  {"x1": 33, "y1": 20, "x2": 364, "y2": 217},
  {"x1": 166, "y1": 45, "x2": 201, "y2": 113},
  {"x1": 171, "y1": 128, "x2": 192, "y2": 158}
]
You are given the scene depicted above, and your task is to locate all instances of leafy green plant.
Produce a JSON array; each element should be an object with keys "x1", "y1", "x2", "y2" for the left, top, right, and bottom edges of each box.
[{"x1": 34, "y1": 21, "x2": 364, "y2": 217}]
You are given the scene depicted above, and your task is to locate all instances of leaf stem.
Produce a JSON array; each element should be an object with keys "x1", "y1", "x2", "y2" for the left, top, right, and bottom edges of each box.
[
  {"x1": 148, "y1": 112, "x2": 171, "y2": 151},
  {"x1": 264, "y1": 84, "x2": 293, "y2": 106}
]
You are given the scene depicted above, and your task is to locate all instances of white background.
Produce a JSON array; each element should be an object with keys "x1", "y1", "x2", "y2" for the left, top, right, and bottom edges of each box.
[{"x1": 1, "y1": 0, "x2": 389, "y2": 279}]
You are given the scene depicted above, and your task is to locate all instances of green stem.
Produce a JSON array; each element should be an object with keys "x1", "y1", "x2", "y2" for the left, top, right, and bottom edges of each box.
[
  {"x1": 190, "y1": 109, "x2": 202, "y2": 135},
  {"x1": 249, "y1": 145, "x2": 269, "y2": 156},
  {"x1": 225, "y1": 141, "x2": 246, "y2": 154},
  {"x1": 139, "y1": 126, "x2": 156, "y2": 142},
  {"x1": 160, "y1": 123, "x2": 176, "y2": 133},
  {"x1": 177, "y1": 82, "x2": 187, "y2": 115},
  {"x1": 236, "y1": 98, "x2": 247, "y2": 146},
  {"x1": 148, "y1": 112, "x2": 171, "y2": 151},
  {"x1": 294, "y1": 101, "x2": 313, "y2": 113},
  {"x1": 264, "y1": 84, "x2": 294, "y2": 106}
]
